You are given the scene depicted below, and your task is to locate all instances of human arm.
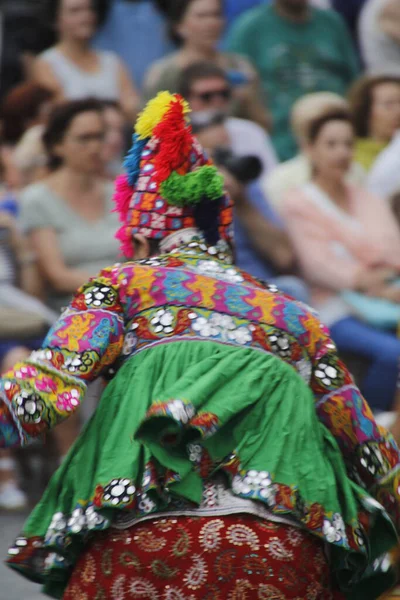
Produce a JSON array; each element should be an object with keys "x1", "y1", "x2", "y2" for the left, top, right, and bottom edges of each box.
[
  {"x1": 0, "y1": 265, "x2": 125, "y2": 448},
  {"x1": 117, "y1": 59, "x2": 140, "y2": 123},
  {"x1": 379, "y1": 0, "x2": 400, "y2": 45},
  {"x1": 224, "y1": 171, "x2": 294, "y2": 272},
  {"x1": 0, "y1": 212, "x2": 43, "y2": 297},
  {"x1": 30, "y1": 227, "x2": 90, "y2": 294},
  {"x1": 231, "y1": 57, "x2": 271, "y2": 131},
  {"x1": 31, "y1": 57, "x2": 65, "y2": 101},
  {"x1": 280, "y1": 190, "x2": 389, "y2": 291}
]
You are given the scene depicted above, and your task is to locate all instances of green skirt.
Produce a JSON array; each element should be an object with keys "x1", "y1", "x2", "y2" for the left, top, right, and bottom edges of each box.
[{"x1": 8, "y1": 341, "x2": 398, "y2": 599}]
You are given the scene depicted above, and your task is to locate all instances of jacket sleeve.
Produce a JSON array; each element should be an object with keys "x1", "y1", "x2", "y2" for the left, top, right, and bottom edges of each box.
[
  {"x1": 308, "y1": 316, "x2": 400, "y2": 530},
  {"x1": 0, "y1": 265, "x2": 125, "y2": 448}
]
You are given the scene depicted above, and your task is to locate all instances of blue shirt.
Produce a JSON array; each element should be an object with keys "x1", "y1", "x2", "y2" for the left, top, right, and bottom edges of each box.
[
  {"x1": 93, "y1": 0, "x2": 173, "y2": 89},
  {"x1": 234, "y1": 181, "x2": 283, "y2": 281}
]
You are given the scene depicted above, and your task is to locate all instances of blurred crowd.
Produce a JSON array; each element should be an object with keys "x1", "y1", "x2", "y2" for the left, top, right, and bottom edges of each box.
[{"x1": 1, "y1": 0, "x2": 400, "y2": 510}]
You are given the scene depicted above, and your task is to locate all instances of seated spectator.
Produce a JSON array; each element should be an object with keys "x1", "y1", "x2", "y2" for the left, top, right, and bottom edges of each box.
[
  {"x1": 227, "y1": 0, "x2": 359, "y2": 160},
  {"x1": 349, "y1": 75, "x2": 400, "y2": 171},
  {"x1": 223, "y1": 0, "x2": 331, "y2": 35},
  {"x1": 367, "y1": 130, "x2": 400, "y2": 199},
  {"x1": 33, "y1": 0, "x2": 139, "y2": 121},
  {"x1": 20, "y1": 99, "x2": 120, "y2": 314},
  {"x1": 281, "y1": 110, "x2": 400, "y2": 412},
  {"x1": 1, "y1": 82, "x2": 55, "y2": 188},
  {"x1": 19, "y1": 99, "x2": 121, "y2": 458},
  {"x1": 94, "y1": 0, "x2": 173, "y2": 89},
  {"x1": 179, "y1": 62, "x2": 277, "y2": 191},
  {"x1": 143, "y1": 0, "x2": 270, "y2": 130},
  {"x1": 179, "y1": 64, "x2": 308, "y2": 303},
  {"x1": 101, "y1": 100, "x2": 126, "y2": 179},
  {"x1": 359, "y1": 0, "x2": 400, "y2": 77},
  {"x1": 266, "y1": 92, "x2": 365, "y2": 209}
]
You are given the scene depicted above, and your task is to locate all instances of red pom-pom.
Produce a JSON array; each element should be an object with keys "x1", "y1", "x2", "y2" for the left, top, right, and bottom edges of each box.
[
  {"x1": 115, "y1": 225, "x2": 135, "y2": 258},
  {"x1": 113, "y1": 174, "x2": 133, "y2": 222},
  {"x1": 153, "y1": 98, "x2": 193, "y2": 184}
]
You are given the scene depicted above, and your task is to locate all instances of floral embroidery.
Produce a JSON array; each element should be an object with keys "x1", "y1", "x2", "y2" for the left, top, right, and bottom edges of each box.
[
  {"x1": 322, "y1": 514, "x2": 347, "y2": 544},
  {"x1": 62, "y1": 351, "x2": 97, "y2": 375},
  {"x1": 295, "y1": 358, "x2": 312, "y2": 384},
  {"x1": 14, "y1": 391, "x2": 44, "y2": 424},
  {"x1": 122, "y1": 331, "x2": 137, "y2": 356},
  {"x1": 84, "y1": 285, "x2": 117, "y2": 308},
  {"x1": 103, "y1": 479, "x2": 136, "y2": 507},
  {"x1": 232, "y1": 470, "x2": 275, "y2": 504},
  {"x1": 190, "y1": 312, "x2": 252, "y2": 345},
  {"x1": 150, "y1": 309, "x2": 175, "y2": 334},
  {"x1": 190, "y1": 412, "x2": 219, "y2": 438},
  {"x1": 268, "y1": 333, "x2": 291, "y2": 358},
  {"x1": 196, "y1": 260, "x2": 244, "y2": 284},
  {"x1": 147, "y1": 399, "x2": 196, "y2": 425},
  {"x1": 56, "y1": 389, "x2": 80, "y2": 412},
  {"x1": 359, "y1": 441, "x2": 389, "y2": 477}
]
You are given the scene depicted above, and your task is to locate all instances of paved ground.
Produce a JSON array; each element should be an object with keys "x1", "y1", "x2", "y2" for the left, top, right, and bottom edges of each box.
[{"x1": 0, "y1": 511, "x2": 46, "y2": 600}]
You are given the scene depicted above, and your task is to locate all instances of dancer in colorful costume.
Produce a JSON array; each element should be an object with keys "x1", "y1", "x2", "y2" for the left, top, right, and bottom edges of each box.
[{"x1": 1, "y1": 92, "x2": 400, "y2": 600}]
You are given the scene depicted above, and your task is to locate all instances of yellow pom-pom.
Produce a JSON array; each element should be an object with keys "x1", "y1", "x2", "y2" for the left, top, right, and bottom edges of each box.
[{"x1": 135, "y1": 92, "x2": 190, "y2": 140}]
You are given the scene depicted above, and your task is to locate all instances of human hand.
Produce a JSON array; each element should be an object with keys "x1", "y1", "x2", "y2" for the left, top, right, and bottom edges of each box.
[
  {"x1": 217, "y1": 166, "x2": 245, "y2": 203},
  {"x1": 355, "y1": 267, "x2": 398, "y2": 295},
  {"x1": 373, "y1": 284, "x2": 400, "y2": 303}
]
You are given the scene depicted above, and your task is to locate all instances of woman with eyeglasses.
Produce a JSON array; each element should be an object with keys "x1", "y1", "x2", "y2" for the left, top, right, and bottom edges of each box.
[
  {"x1": 144, "y1": 0, "x2": 271, "y2": 130},
  {"x1": 20, "y1": 99, "x2": 120, "y2": 316},
  {"x1": 18, "y1": 99, "x2": 121, "y2": 458}
]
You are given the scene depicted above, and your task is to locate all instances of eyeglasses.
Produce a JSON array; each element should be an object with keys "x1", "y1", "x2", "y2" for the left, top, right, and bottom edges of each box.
[
  {"x1": 68, "y1": 132, "x2": 106, "y2": 144},
  {"x1": 192, "y1": 88, "x2": 232, "y2": 103}
]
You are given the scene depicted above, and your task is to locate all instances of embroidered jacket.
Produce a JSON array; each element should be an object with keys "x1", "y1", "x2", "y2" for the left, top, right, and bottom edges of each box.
[{"x1": 0, "y1": 241, "x2": 399, "y2": 532}]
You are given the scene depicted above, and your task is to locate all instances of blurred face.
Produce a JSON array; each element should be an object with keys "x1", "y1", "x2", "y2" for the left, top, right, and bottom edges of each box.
[
  {"x1": 307, "y1": 120, "x2": 354, "y2": 180},
  {"x1": 102, "y1": 106, "x2": 126, "y2": 164},
  {"x1": 55, "y1": 111, "x2": 106, "y2": 174},
  {"x1": 275, "y1": 0, "x2": 309, "y2": 16},
  {"x1": 369, "y1": 82, "x2": 400, "y2": 142},
  {"x1": 188, "y1": 76, "x2": 232, "y2": 113},
  {"x1": 176, "y1": 0, "x2": 224, "y2": 50},
  {"x1": 57, "y1": 0, "x2": 96, "y2": 42}
]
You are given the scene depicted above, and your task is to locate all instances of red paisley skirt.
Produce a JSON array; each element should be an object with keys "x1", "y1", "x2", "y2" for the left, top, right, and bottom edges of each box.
[{"x1": 64, "y1": 515, "x2": 344, "y2": 599}]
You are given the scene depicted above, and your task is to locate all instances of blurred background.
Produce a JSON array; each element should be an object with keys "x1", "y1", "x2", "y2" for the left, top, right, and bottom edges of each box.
[{"x1": 1, "y1": 0, "x2": 400, "y2": 597}]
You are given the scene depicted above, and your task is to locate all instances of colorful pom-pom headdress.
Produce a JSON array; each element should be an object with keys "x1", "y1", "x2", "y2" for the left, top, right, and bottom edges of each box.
[{"x1": 113, "y1": 92, "x2": 233, "y2": 258}]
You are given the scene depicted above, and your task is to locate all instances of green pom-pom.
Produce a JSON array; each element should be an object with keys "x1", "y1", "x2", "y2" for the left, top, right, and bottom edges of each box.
[{"x1": 160, "y1": 165, "x2": 224, "y2": 207}]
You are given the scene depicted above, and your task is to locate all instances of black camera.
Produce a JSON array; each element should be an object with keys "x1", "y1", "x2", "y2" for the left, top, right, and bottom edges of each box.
[
  {"x1": 212, "y1": 147, "x2": 263, "y2": 185},
  {"x1": 190, "y1": 111, "x2": 263, "y2": 185}
]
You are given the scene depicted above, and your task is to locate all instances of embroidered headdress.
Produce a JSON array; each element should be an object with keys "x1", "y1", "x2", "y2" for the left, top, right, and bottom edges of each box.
[{"x1": 113, "y1": 91, "x2": 233, "y2": 257}]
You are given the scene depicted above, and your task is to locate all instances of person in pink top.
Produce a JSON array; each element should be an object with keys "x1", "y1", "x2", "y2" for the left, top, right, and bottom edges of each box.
[{"x1": 281, "y1": 109, "x2": 400, "y2": 412}]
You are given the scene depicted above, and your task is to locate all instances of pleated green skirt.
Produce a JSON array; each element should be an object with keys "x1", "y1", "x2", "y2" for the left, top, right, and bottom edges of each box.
[{"x1": 8, "y1": 341, "x2": 398, "y2": 599}]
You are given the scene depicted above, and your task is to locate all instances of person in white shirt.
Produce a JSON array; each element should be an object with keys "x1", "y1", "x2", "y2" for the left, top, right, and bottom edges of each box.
[
  {"x1": 359, "y1": 0, "x2": 400, "y2": 77},
  {"x1": 367, "y1": 130, "x2": 400, "y2": 199},
  {"x1": 178, "y1": 61, "x2": 278, "y2": 195},
  {"x1": 266, "y1": 92, "x2": 365, "y2": 210}
]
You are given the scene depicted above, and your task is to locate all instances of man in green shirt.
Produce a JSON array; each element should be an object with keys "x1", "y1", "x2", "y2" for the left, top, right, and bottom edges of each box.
[{"x1": 227, "y1": 0, "x2": 359, "y2": 160}]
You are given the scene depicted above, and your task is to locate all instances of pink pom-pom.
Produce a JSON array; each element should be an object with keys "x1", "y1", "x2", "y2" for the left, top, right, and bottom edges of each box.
[
  {"x1": 115, "y1": 225, "x2": 135, "y2": 258},
  {"x1": 113, "y1": 174, "x2": 133, "y2": 222}
]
